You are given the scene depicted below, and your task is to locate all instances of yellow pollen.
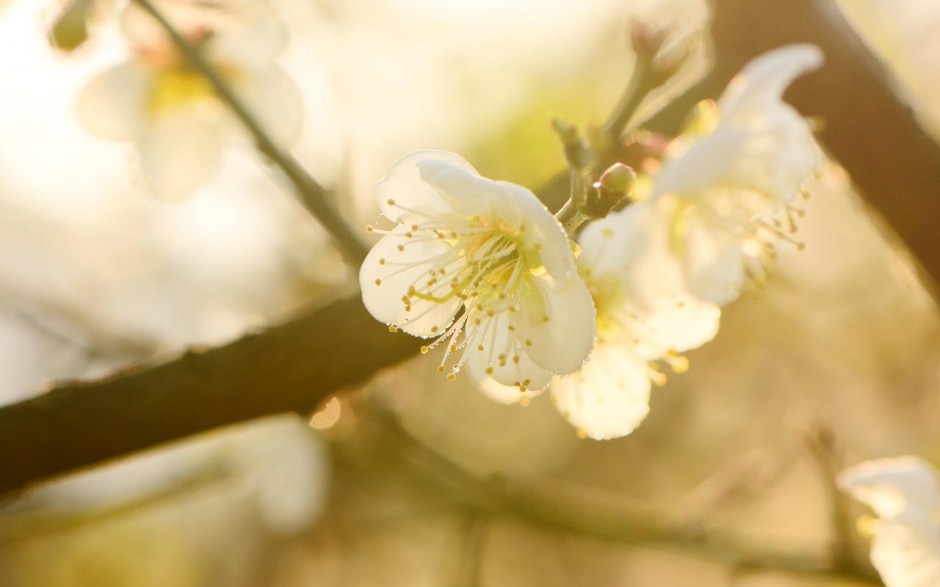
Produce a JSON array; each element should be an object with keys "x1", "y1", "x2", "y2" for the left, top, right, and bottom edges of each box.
[
  {"x1": 387, "y1": 199, "x2": 396, "y2": 206},
  {"x1": 388, "y1": 325, "x2": 399, "y2": 333},
  {"x1": 431, "y1": 326, "x2": 439, "y2": 333},
  {"x1": 485, "y1": 367, "x2": 494, "y2": 375},
  {"x1": 447, "y1": 373, "x2": 457, "y2": 381},
  {"x1": 525, "y1": 339, "x2": 532, "y2": 347},
  {"x1": 374, "y1": 278, "x2": 382, "y2": 286},
  {"x1": 420, "y1": 346, "x2": 430, "y2": 354},
  {"x1": 379, "y1": 258, "x2": 386, "y2": 265},
  {"x1": 397, "y1": 245, "x2": 405, "y2": 252},
  {"x1": 513, "y1": 355, "x2": 520, "y2": 364}
]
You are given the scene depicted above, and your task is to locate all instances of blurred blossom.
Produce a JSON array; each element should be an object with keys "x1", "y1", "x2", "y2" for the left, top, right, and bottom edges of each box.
[
  {"x1": 839, "y1": 457, "x2": 940, "y2": 587},
  {"x1": 623, "y1": 44, "x2": 822, "y2": 307},
  {"x1": 546, "y1": 208, "x2": 720, "y2": 440},
  {"x1": 77, "y1": 0, "x2": 302, "y2": 198},
  {"x1": 15, "y1": 416, "x2": 329, "y2": 536},
  {"x1": 360, "y1": 151, "x2": 595, "y2": 392}
]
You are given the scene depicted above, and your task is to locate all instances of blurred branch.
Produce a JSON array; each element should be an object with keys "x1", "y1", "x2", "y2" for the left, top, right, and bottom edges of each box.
[
  {"x1": 647, "y1": 0, "x2": 940, "y2": 296},
  {"x1": 339, "y1": 410, "x2": 882, "y2": 585},
  {"x1": 0, "y1": 292, "x2": 419, "y2": 494},
  {"x1": 132, "y1": 0, "x2": 369, "y2": 267},
  {"x1": 1, "y1": 0, "x2": 938, "y2": 499}
]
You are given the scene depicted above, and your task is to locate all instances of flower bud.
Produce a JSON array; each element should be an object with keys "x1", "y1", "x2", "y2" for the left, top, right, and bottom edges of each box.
[
  {"x1": 551, "y1": 118, "x2": 592, "y2": 170},
  {"x1": 48, "y1": 0, "x2": 94, "y2": 53},
  {"x1": 585, "y1": 163, "x2": 636, "y2": 219}
]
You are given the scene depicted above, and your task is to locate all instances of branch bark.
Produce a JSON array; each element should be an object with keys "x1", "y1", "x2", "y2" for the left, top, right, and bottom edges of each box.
[{"x1": 1, "y1": 0, "x2": 939, "y2": 496}]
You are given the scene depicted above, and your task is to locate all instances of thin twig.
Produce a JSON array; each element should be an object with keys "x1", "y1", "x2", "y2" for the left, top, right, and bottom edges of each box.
[
  {"x1": 132, "y1": 0, "x2": 369, "y2": 266},
  {"x1": 343, "y1": 410, "x2": 882, "y2": 585}
]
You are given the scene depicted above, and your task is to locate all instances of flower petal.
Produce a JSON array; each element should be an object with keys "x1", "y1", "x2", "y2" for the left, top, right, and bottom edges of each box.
[
  {"x1": 839, "y1": 457, "x2": 940, "y2": 519},
  {"x1": 233, "y1": 70, "x2": 303, "y2": 147},
  {"x1": 204, "y1": 2, "x2": 288, "y2": 70},
  {"x1": 375, "y1": 151, "x2": 476, "y2": 222},
  {"x1": 550, "y1": 343, "x2": 651, "y2": 440},
  {"x1": 681, "y1": 214, "x2": 746, "y2": 305},
  {"x1": 635, "y1": 295, "x2": 720, "y2": 359},
  {"x1": 870, "y1": 511, "x2": 940, "y2": 587},
  {"x1": 137, "y1": 107, "x2": 225, "y2": 199},
  {"x1": 77, "y1": 62, "x2": 152, "y2": 141},
  {"x1": 463, "y1": 310, "x2": 553, "y2": 391},
  {"x1": 521, "y1": 272, "x2": 595, "y2": 375},
  {"x1": 359, "y1": 224, "x2": 462, "y2": 337},
  {"x1": 719, "y1": 44, "x2": 824, "y2": 117}
]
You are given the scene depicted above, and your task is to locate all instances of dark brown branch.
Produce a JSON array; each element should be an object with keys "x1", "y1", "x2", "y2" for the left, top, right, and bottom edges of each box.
[
  {"x1": 648, "y1": 0, "x2": 940, "y2": 293},
  {"x1": 0, "y1": 293, "x2": 419, "y2": 493},
  {"x1": 1, "y1": 0, "x2": 939, "y2": 498}
]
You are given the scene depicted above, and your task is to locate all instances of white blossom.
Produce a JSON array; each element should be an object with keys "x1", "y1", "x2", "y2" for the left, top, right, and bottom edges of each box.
[
  {"x1": 624, "y1": 44, "x2": 823, "y2": 307},
  {"x1": 475, "y1": 204, "x2": 720, "y2": 439},
  {"x1": 359, "y1": 151, "x2": 595, "y2": 392},
  {"x1": 553, "y1": 206, "x2": 719, "y2": 439},
  {"x1": 77, "y1": 0, "x2": 301, "y2": 198},
  {"x1": 839, "y1": 456, "x2": 940, "y2": 587}
]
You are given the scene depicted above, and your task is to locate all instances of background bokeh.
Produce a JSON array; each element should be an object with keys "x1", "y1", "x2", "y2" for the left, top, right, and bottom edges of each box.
[{"x1": 1, "y1": 0, "x2": 938, "y2": 585}]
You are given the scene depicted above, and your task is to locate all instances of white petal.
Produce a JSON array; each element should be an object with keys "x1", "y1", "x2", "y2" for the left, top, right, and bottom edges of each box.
[
  {"x1": 719, "y1": 44, "x2": 824, "y2": 117},
  {"x1": 226, "y1": 416, "x2": 328, "y2": 535},
  {"x1": 473, "y1": 377, "x2": 542, "y2": 404},
  {"x1": 551, "y1": 343, "x2": 651, "y2": 440},
  {"x1": 77, "y1": 62, "x2": 152, "y2": 141},
  {"x1": 522, "y1": 273, "x2": 595, "y2": 375},
  {"x1": 463, "y1": 310, "x2": 553, "y2": 390},
  {"x1": 234, "y1": 70, "x2": 303, "y2": 147},
  {"x1": 359, "y1": 225, "x2": 462, "y2": 337},
  {"x1": 416, "y1": 156, "x2": 504, "y2": 218},
  {"x1": 578, "y1": 207, "x2": 645, "y2": 278},
  {"x1": 870, "y1": 510, "x2": 940, "y2": 587},
  {"x1": 204, "y1": 2, "x2": 288, "y2": 70},
  {"x1": 375, "y1": 151, "x2": 476, "y2": 222},
  {"x1": 137, "y1": 107, "x2": 225, "y2": 199},
  {"x1": 681, "y1": 214, "x2": 746, "y2": 305},
  {"x1": 604, "y1": 202, "x2": 689, "y2": 313},
  {"x1": 636, "y1": 295, "x2": 720, "y2": 358},
  {"x1": 839, "y1": 457, "x2": 940, "y2": 519},
  {"x1": 492, "y1": 181, "x2": 575, "y2": 279}
]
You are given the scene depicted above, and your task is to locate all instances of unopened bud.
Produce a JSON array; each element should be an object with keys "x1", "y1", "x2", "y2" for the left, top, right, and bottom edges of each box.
[
  {"x1": 629, "y1": 19, "x2": 668, "y2": 57},
  {"x1": 584, "y1": 163, "x2": 636, "y2": 219},
  {"x1": 48, "y1": 0, "x2": 94, "y2": 53},
  {"x1": 551, "y1": 117, "x2": 592, "y2": 170}
]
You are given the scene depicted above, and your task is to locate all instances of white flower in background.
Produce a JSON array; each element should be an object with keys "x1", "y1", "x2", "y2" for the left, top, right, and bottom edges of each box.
[
  {"x1": 359, "y1": 151, "x2": 595, "y2": 392},
  {"x1": 551, "y1": 207, "x2": 720, "y2": 439},
  {"x1": 624, "y1": 44, "x2": 823, "y2": 307},
  {"x1": 839, "y1": 456, "x2": 940, "y2": 587},
  {"x1": 78, "y1": 0, "x2": 301, "y2": 198},
  {"x1": 477, "y1": 204, "x2": 720, "y2": 439}
]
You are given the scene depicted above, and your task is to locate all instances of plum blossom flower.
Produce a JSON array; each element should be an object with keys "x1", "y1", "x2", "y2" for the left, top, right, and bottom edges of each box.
[
  {"x1": 550, "y1": 207, "x2": 720, "y2": 439},
  {"x1": 359, "y1": 151, "x2": 595, "y2": 392},
  {"x1": 623, "y1": 44, "x2": 823, "y2": 307},
  {"x1": 477, "y1": 203, "x2": 720, "y2": 439},
  {"x1": 839, "y1": 456, "x2": 940, "y2": 587},
  {"x1": 78, "y1": 0, "x2": 301, "y2": 198}
]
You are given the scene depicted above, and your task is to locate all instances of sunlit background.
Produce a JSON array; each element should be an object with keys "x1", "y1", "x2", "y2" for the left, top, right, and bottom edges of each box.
[{"x1": 1, "y1": 0, "x2": 939, "y2": 585}]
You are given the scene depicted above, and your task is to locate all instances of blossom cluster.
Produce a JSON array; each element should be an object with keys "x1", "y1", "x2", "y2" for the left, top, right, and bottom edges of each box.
[{"x1": 361, "y1": 44, "x2": 823, "y2": 439}]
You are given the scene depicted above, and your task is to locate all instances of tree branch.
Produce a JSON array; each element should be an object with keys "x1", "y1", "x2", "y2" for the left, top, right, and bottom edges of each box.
[
  {"x1": 0, "y1": 293, "x2": 419, "y2": 493},
  {"x1": 1, "y1": 0, "x2": 938, "y2": 499}
]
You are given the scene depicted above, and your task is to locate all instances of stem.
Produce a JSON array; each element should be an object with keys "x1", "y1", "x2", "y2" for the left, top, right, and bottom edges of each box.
[
  {"x1": 601, "y1": 54, "x2": 655, "y2": 140},
  {"x1": 132, "y1": 0, "x2": 369, "y2": 267},
  {"x1": 554, "y1": 197, "x2": 588, "y2": 234}
]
